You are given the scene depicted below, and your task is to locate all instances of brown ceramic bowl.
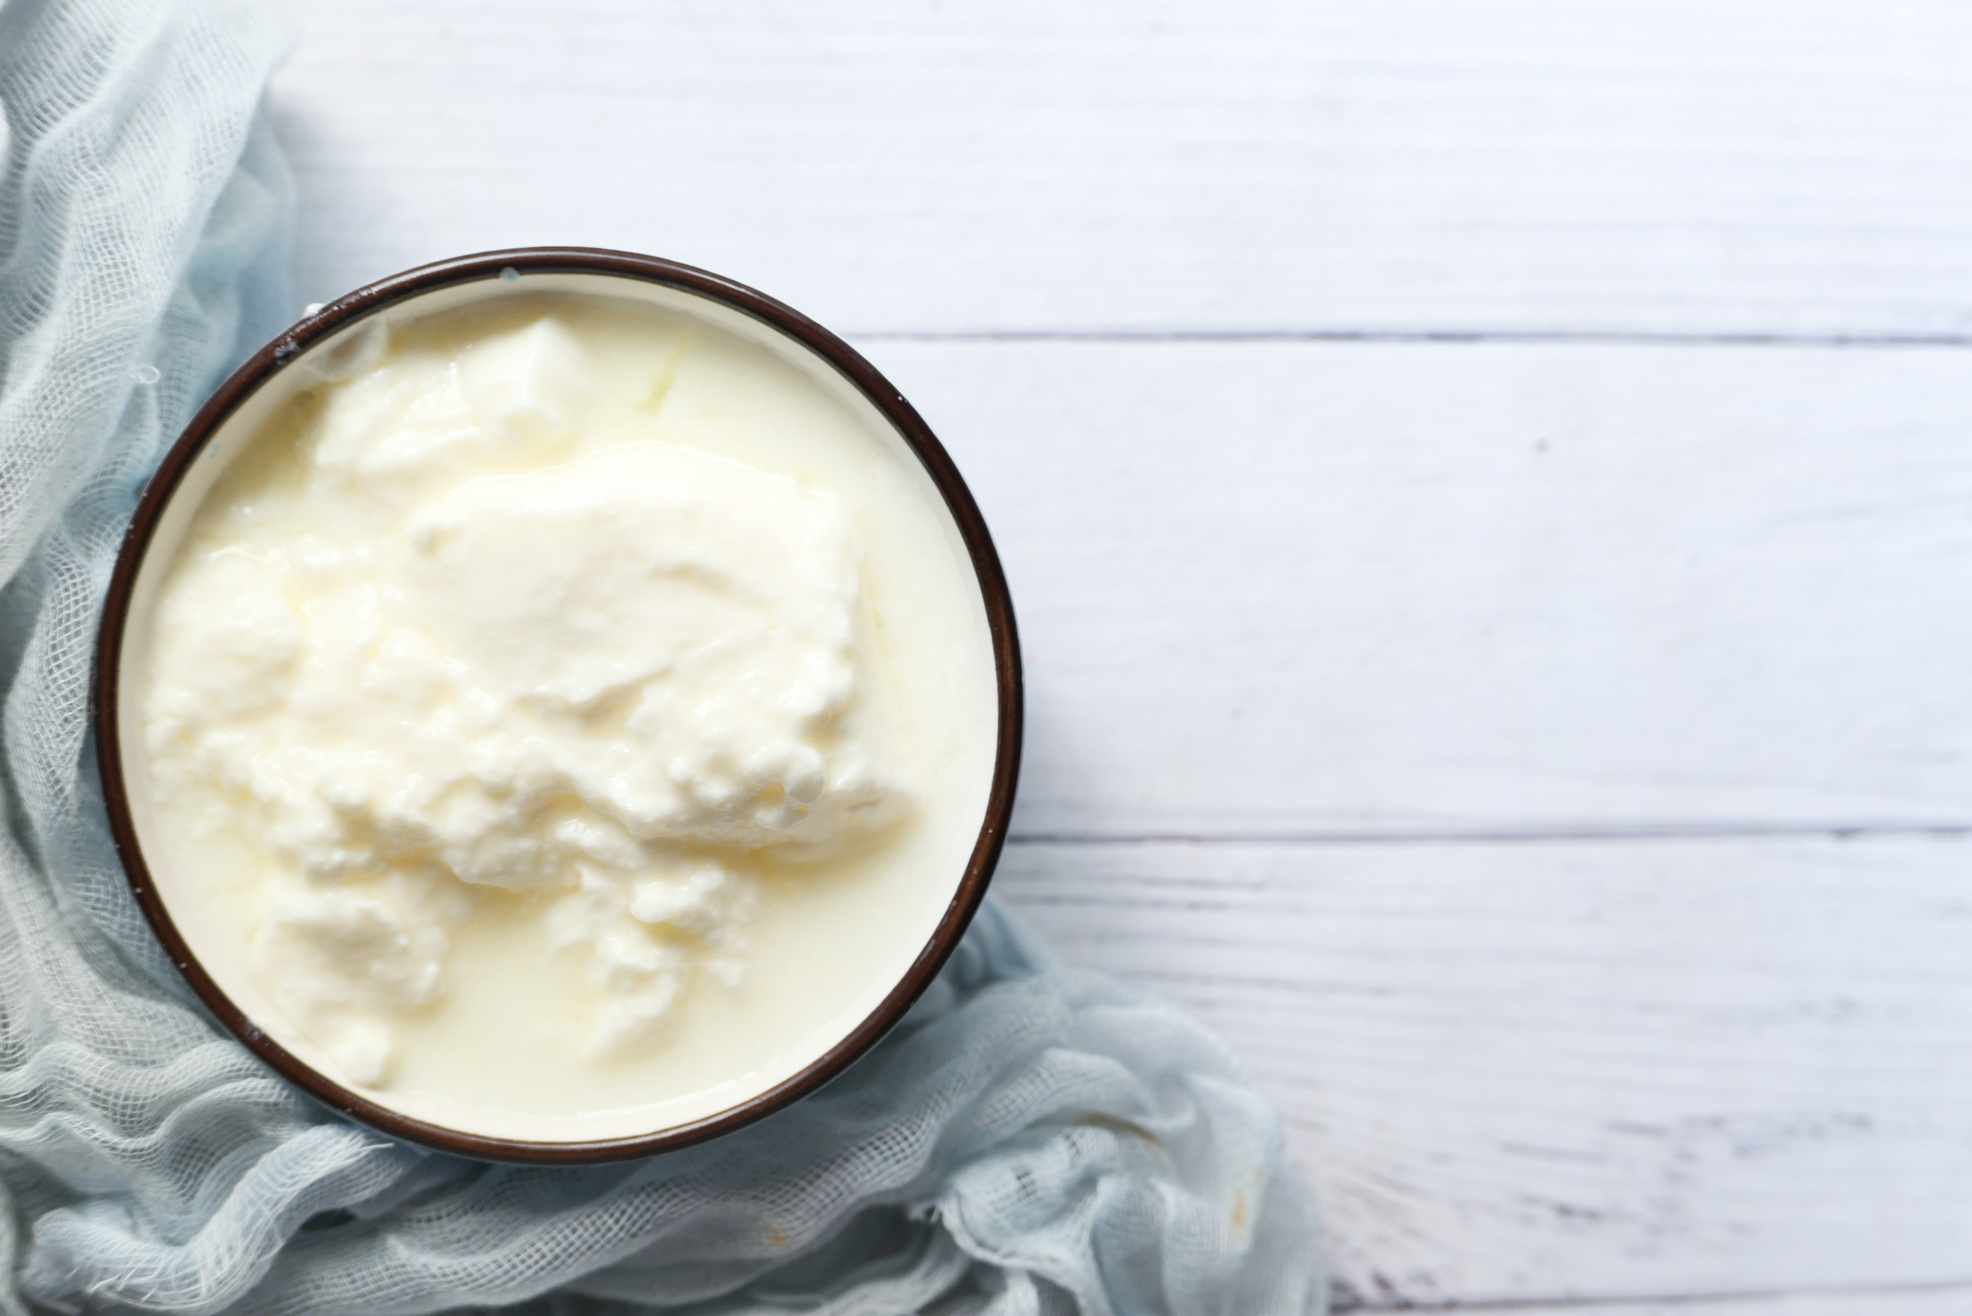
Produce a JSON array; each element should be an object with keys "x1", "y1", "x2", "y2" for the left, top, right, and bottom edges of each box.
[{"x1": 94, "y1": 248, "x2": 1022, "y2": 1163}]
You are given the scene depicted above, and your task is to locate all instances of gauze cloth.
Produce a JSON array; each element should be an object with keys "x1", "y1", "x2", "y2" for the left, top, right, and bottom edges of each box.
[{"x1": 0, "y1": 0, "x2": 1326, "y2": 1311}]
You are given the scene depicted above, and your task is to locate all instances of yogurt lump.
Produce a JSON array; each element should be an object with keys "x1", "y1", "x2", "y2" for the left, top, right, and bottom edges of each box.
[{"x1": 137, "y1": 291, "x2": 998, "y2": 1136}]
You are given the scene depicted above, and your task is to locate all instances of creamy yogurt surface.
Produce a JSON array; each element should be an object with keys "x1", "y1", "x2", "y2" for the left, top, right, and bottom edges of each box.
[{"x1": 133, "y1": 288, "x2": 999, "y2": 1141}]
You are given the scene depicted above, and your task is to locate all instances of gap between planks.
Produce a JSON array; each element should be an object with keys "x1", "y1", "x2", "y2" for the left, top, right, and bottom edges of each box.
[
  {"x1": 851, "y1": 330, "x2": 1972, "y2": 348},
  {"x1": 1333, "y1": 1276, "x2": 1972, "y2": 1314},
  {"x1": 1005, "y1": 822, "x2": 1972, "y2": 846}
]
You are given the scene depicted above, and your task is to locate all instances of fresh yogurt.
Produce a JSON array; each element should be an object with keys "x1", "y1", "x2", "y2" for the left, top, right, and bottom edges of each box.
[{"x1": 131, "y1": 287, "x2": 1000, "y2": 1142}]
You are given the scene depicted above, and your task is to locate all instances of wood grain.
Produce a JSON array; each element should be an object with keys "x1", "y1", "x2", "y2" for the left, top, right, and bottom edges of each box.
[
  {"x1": 269, "y1": 0, "x2": 1972, "y2": 337},
  {"x1": 998, "y1": 837, "x2": 1972, "y2": 1305},
  {"x1": 871, "y1": 339, "x2": 1972, "y2": 838}
]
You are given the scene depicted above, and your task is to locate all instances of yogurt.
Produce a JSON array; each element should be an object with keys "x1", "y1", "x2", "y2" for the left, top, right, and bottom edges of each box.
[{"x1": 131, "y1": 287, "x2": 1000, "y2": 1143}]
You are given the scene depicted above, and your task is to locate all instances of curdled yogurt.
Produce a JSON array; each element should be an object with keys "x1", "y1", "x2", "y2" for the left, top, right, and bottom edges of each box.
[{"x1": 133, "y1": 287, "x2": 999, "y2": 1141}]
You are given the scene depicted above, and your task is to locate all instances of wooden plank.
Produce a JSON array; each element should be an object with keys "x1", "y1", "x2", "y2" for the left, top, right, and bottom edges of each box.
[
  {"x1": 270, "y1": 0, "x2": 1972, "y2": 336},
  {"x1": 872, "y1": 339, "x2": 1972, "y2": 837},
  {"x1": 995, "y1": 836, "x2": 1972, "y2": 1305}
]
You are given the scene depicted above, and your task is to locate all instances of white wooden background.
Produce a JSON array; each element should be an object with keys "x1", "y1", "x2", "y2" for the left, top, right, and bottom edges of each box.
[{"x1": 270, "y1": 2, "x2": 1972, "y2": 1310}]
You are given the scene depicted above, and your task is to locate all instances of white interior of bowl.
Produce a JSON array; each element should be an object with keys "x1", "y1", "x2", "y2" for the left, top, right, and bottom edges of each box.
[{"x1": 116, "y1": 270, "x2": 994, "y2": 1147}]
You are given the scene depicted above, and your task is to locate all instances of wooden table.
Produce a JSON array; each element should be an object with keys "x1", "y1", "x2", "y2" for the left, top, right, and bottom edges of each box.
[{"x1": 272, "y1": 3, "x2": 1972, "y2": 1309}]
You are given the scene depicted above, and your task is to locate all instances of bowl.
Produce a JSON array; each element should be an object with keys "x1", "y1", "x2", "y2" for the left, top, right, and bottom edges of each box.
[{"x1": 94, "y1": 248, "x2": 1022, "y2": 1163}]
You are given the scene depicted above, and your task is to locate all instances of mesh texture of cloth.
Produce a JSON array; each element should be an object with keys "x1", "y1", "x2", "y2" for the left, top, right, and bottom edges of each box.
[{"x1": 0, "y1": 0, "x2": 1326, "y2": 1311}]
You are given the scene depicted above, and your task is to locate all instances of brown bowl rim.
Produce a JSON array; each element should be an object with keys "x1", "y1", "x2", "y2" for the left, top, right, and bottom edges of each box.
[{"x1": 93, "y1": 247, "x2": 1023, "y2": 1165}]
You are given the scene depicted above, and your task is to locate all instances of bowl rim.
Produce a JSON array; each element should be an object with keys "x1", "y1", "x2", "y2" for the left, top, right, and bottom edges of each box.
[{"x1": 93, "y1": 247, "x2": 1024, "y2": 1164}]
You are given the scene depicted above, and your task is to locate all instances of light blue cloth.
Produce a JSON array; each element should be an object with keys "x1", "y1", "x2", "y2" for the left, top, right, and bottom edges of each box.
[{"x1": 0, "y1": 0, "x2": 1326, "y2": 1311}]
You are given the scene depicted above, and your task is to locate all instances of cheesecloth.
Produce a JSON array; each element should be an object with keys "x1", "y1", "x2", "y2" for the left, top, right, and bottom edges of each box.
[{"x1": 0, "y1": 0, "x2": 1326, "y2": 1310}]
